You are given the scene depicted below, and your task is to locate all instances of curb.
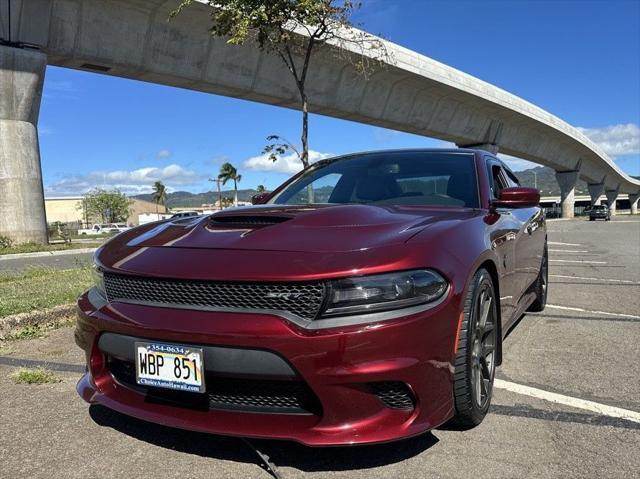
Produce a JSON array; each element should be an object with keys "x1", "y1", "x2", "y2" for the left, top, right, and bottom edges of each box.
[
  {"x1": 0, "y1": 304, "x2": 76, "y2": 339},
  {"x1": 0, "y1": 247, "x2": 97, "y2": 261}
]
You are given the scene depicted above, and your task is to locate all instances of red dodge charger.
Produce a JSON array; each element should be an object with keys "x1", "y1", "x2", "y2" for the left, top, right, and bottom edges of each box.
[{"x1": 76, "y1": 149, "x2": 547, "y2": 446}]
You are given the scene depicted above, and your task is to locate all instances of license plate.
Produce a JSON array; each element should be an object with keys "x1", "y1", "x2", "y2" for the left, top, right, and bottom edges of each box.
[{"x1": 135, "y1": 341, "x2": 205, "y2": 393}]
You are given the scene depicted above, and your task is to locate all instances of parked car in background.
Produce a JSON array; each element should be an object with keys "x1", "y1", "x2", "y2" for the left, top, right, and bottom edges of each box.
[
  {"x1": 170, "y1": 211, "x2": 200, "y2": 219},
  {"x1": 78, "y1": 223, "x2": 120, "y2": 235},
  {"x1": 76, "y1": 149, "x2": 546, "y2": 446},
  {"x1": 589, "y1": 204, "x2": 610, "y2": 221}
]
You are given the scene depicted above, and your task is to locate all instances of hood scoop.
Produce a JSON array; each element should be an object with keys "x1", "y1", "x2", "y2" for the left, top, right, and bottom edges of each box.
[{"x1": 209, "y1": 215, "x2": 292, "y2": 227}]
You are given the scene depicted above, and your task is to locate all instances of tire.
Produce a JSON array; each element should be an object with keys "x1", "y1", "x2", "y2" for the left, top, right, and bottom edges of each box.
[
  {"x1": 528, "y1": 242, "x2": 548, "y2": 312},
  {"x1": 450, "y1": 268, "x2": 498, "y2": 428},
  {"x1": 589, "y1": 218, "x2": 594, "y2": 221}
]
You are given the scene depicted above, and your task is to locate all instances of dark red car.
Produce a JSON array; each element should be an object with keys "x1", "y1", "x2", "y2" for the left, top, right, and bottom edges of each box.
[{"x1": 76, "y1": 149, "x2": 547, "y2": 446}]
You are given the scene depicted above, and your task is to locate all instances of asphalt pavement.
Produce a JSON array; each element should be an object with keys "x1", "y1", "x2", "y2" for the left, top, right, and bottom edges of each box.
[
  {"x1": 0, "y1": 251, "x2": 95, "y2": 273},
  {"x1": 0, "y1": 216, "x2": 638, "y2": 478}
]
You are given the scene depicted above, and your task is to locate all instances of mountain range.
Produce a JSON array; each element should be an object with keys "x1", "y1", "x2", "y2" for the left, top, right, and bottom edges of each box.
[{"x1": 133, "y1": 166, "x2": 638, "y2": 208}]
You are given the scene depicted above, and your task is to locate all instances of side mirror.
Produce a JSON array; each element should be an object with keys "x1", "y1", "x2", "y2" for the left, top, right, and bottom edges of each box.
[
  {"x1": 493, "y1": 187, "x2": 540, "y2": 209},
  {"x1": 251, "y1": 192, "x2": 270, "y2": 205}
]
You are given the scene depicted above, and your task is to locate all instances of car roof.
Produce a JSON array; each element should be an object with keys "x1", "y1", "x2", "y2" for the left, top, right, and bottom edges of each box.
[{"x1": 307, "y1": 148, "x2": 482, "y2": 170}]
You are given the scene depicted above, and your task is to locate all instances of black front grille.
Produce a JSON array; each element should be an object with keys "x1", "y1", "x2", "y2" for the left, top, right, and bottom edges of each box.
[
  {"x1": 369, "y1": 381, "x2": 415, "y2": 410},
  {"x1": 103, "y1": 273, "x2": 326, "y2": 321},
  {"x1": 108, "y1": 357, "x2": 321, "y2": 415}
]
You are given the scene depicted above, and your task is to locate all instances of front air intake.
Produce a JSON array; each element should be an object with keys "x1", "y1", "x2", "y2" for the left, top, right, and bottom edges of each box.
[
  {"x1": 209, "y1": 215, "x2": 291, "y2": 226},
  {"x1": 369, "y1": 381, "x2": 416, "y2": 410}
]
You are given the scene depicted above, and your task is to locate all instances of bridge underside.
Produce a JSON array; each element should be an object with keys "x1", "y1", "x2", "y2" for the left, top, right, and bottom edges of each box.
[{"x1": 1, "y1": 0, "x2": 638, "y2": 242}]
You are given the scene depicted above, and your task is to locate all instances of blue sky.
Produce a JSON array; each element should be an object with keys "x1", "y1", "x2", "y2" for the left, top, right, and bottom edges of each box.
[{"x1": 39, "y1": 0, "x2": 640, "y2": 197}]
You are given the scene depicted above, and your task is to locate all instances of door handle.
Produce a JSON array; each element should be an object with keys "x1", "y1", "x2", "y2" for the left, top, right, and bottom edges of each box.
[{"x1": 526, "y1": 224, "x2": 534, "y2": 235}]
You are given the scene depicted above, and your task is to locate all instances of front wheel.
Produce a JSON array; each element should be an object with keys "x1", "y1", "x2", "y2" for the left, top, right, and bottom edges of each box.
[{"x1": 450, "y1": 268, "x2": 497, "y2": 428}]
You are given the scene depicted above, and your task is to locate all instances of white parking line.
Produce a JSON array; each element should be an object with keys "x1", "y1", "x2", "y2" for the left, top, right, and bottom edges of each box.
[
  {"x1": 546, "y1": 304, "x2": 640, "y2": 319},
  {"x1": 550, "y1": 274, "x2": 640, "y2": 284},
  {"x1": 549, "y1": 250, "x2": 589, "y2": 253},
  {"x1": 494, "y1": 379, "x2": 640, "y2": 424},
  {"x1": 549, "y1": 259, "x2": 607, "y2": 264},
  {"x1": 548, "y1": 241, "x2": 583, "y2": 246}
]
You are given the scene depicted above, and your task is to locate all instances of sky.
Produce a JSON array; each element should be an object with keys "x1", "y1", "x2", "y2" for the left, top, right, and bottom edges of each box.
[{"x1": 38, "y1": 0, "x2": 640, "y2": 197}]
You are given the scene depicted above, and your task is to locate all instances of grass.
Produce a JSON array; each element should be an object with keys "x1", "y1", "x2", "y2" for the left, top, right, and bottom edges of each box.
[
  {"x1": 0, "y1": 266, "x2": 92, "y2": 318},
  {"x1": 0, "y1": 241, "x2": 103, "y2": 256},
  {"x1": 11, "y1": 368, "x2": 60, "y2": 384},
  {"x1": 4, "y1": 324, "x2": 46, "y2": 341},
  {"x1": 0, "y1": 345, "x2": 13, "y2": 355}
]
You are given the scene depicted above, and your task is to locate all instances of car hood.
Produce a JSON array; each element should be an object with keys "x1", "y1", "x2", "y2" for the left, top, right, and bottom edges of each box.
[{"x1": 117, "y1": 204, "x2": 476, "y2": 254}]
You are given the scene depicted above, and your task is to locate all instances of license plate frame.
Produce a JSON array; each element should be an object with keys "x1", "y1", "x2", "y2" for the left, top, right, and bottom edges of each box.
[{"x1": 134, "y1": 341, "x2": 205, "y2": 393}]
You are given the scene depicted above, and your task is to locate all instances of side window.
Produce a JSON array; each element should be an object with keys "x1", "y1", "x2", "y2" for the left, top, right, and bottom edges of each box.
[
  {"x1": 504, "y1": 169, "x2": 520, "y2": 188},
  {"x1": 488, "y1": 164, "x2": 509, "y2": 199}
]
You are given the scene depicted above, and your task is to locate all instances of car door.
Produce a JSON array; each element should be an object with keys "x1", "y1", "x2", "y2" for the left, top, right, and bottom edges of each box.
[
  {"x1": 500, "y1": 163, "x2": 544, "y2": 293},
  {"x1": 486, "y1": 159, "x2": 521, "y2": 324}
]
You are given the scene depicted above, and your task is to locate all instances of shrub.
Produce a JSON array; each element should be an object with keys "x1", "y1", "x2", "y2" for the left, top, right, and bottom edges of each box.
[{"x1": 0, "y1": 235, "x2": 14, "y2": 250}]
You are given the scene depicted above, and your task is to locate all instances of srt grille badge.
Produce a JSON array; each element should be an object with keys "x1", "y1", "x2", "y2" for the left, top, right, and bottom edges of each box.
[{"x1": 265, "y1": 292, "x2": 310, "y2": 300}]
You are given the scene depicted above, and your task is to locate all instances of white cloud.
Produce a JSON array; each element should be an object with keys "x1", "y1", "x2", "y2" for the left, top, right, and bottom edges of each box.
[
  {"x1": 243, "y1": 150, "x2": 333, "y2": 174},
  {"x1": 156, "y1": 149, "x2": 172, "y2": 159},
  {"x1": 45, "y1": 163, "x2": 206, "y2": 196},
  {"x1": 577, "y1": 123, "x2": 640, "y2": 157},
  {"x1": 498, "y1": 154, "x2": 539, "y2": 172}
]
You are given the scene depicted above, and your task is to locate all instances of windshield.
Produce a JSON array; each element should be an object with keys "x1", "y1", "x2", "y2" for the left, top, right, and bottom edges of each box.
[{"x1": 271, "y1": 151, "x2": 479, "y2": 208}]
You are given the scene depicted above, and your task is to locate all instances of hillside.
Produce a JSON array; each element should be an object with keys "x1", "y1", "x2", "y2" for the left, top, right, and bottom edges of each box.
[
  {"x1": 512, "y1": 166, "x2": 589, "y2": 196},
  {"x1": 134, "y1": 188, "x2": 262, "y2": 208}
]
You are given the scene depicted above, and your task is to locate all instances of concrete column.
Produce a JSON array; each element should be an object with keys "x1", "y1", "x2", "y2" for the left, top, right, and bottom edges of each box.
[
  {"x1": 555, "y1": 169, "x2": 579, "y2": 219},
  {"x1": 629, "y1": 193, "x2": 639, "y2": 215},
  {"x1": 0, "y1": 46, "x2": 47, "y2": 244},
  {"x1": 588, "y1": 181, "x2": 606, "y2": 206},
  {"x1": 605, "y1": 188, "x2": 619, "y2": 216}
]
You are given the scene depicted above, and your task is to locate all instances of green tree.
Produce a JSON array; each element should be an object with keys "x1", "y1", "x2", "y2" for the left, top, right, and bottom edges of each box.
[
  {"x1": 171, "y1": 0, "x2": 388, "y2": 170},
  {"x1": 152, "y1": 181, "x2": 168, "y2": 215},
  {"x1": 218, "y1": 162, "x2": 242, "y2": 206},
  {"x1": 256, "y1": 184, "x2": 267, "y2": 193},
  {"x1": 80, "y1": 189, "x2": 133, "y2": 224},
  {"x1": 220, "y1": 196, "x2": 235, "y2": 208}
]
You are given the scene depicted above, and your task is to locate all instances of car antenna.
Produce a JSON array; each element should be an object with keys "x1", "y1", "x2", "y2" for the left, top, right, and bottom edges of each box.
[{"x1": 242, "y1": 438, "x2": 283, "y2": 479}]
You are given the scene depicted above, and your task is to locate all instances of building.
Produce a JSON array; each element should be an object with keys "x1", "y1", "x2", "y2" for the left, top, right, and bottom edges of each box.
[{"x1": 44, "y1": 196, "x2": 167, "y2": 227}]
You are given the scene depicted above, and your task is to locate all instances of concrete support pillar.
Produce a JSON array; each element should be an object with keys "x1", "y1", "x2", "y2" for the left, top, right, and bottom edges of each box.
[
  {"x1": 605, "y1": 188, "x2": 619, "y2": 216},
  {"x1": 0, "y1": 46, "x2": 47, "y2": 244},
  {"x1": 629, "y1": 193, "x2": 639, "y2": 215},
  {"x1": 555, "y1": 169, "x2": 579, "y2": 219},
  {"x1": 588, "y1": 181, "x2": 606, "y2": 206}
]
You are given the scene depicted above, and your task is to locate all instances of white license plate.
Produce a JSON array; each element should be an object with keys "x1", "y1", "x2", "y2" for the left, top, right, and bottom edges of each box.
[{"x1": 135, "y1": 341, "x2": 205, "y2": 393}]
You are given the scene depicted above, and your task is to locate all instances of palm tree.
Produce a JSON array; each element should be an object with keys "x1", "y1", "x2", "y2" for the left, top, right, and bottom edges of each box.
[
  {"x1": 256, "y1": 184, "x2": 266, "y2": 193},
  {"x1": 218, "y1": 163, "x2": 242, "y2": 207},
  {"x1": 152, "y1": 181, "x2": 167, "y2": 216}
]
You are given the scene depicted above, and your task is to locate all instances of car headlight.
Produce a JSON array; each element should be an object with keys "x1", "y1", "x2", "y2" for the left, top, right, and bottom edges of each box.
[
  {"x1": 321, "y1": 269, "x2": 448, "y2": 318},
  {"x1": 92, "y1": 264, "x2": 106, "y2": 299}
]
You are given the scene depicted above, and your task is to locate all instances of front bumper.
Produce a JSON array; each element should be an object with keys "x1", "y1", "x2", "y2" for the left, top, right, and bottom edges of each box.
[{"x1": 75, "y1": 289, "x2": 459, "y2": 446}]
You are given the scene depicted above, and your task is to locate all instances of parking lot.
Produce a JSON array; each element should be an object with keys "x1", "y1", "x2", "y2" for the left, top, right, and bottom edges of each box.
[{"x1": 1, "y1": 216, "x2": 638, "y2": 479}]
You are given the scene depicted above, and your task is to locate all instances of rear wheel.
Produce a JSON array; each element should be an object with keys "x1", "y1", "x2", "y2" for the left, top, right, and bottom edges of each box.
[
  {"x1": 528, "y1": 242, "x2": 548, "y2": 312},
  {"x1": 451, "y1": 268, "x2": 497, "y2": 428}
]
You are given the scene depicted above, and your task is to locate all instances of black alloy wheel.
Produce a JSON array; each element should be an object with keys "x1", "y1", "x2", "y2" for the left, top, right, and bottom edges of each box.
[{"x1": 451, "y1": 268, "x2": 497, "y2": 427}]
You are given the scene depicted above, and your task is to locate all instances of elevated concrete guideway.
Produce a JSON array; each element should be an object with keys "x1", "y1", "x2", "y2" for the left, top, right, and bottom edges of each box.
[{"x1": 2, "y1": 0, "x2": 639, "y2": 242}]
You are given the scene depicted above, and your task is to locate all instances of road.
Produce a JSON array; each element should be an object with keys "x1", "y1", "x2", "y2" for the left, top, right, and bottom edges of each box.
[
  {"x1": 0, "y1": 251, "x2": 95, "y2": 273},
  {"x1": 0, "y1": 217, "x2": 638, "y2": 478}
]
